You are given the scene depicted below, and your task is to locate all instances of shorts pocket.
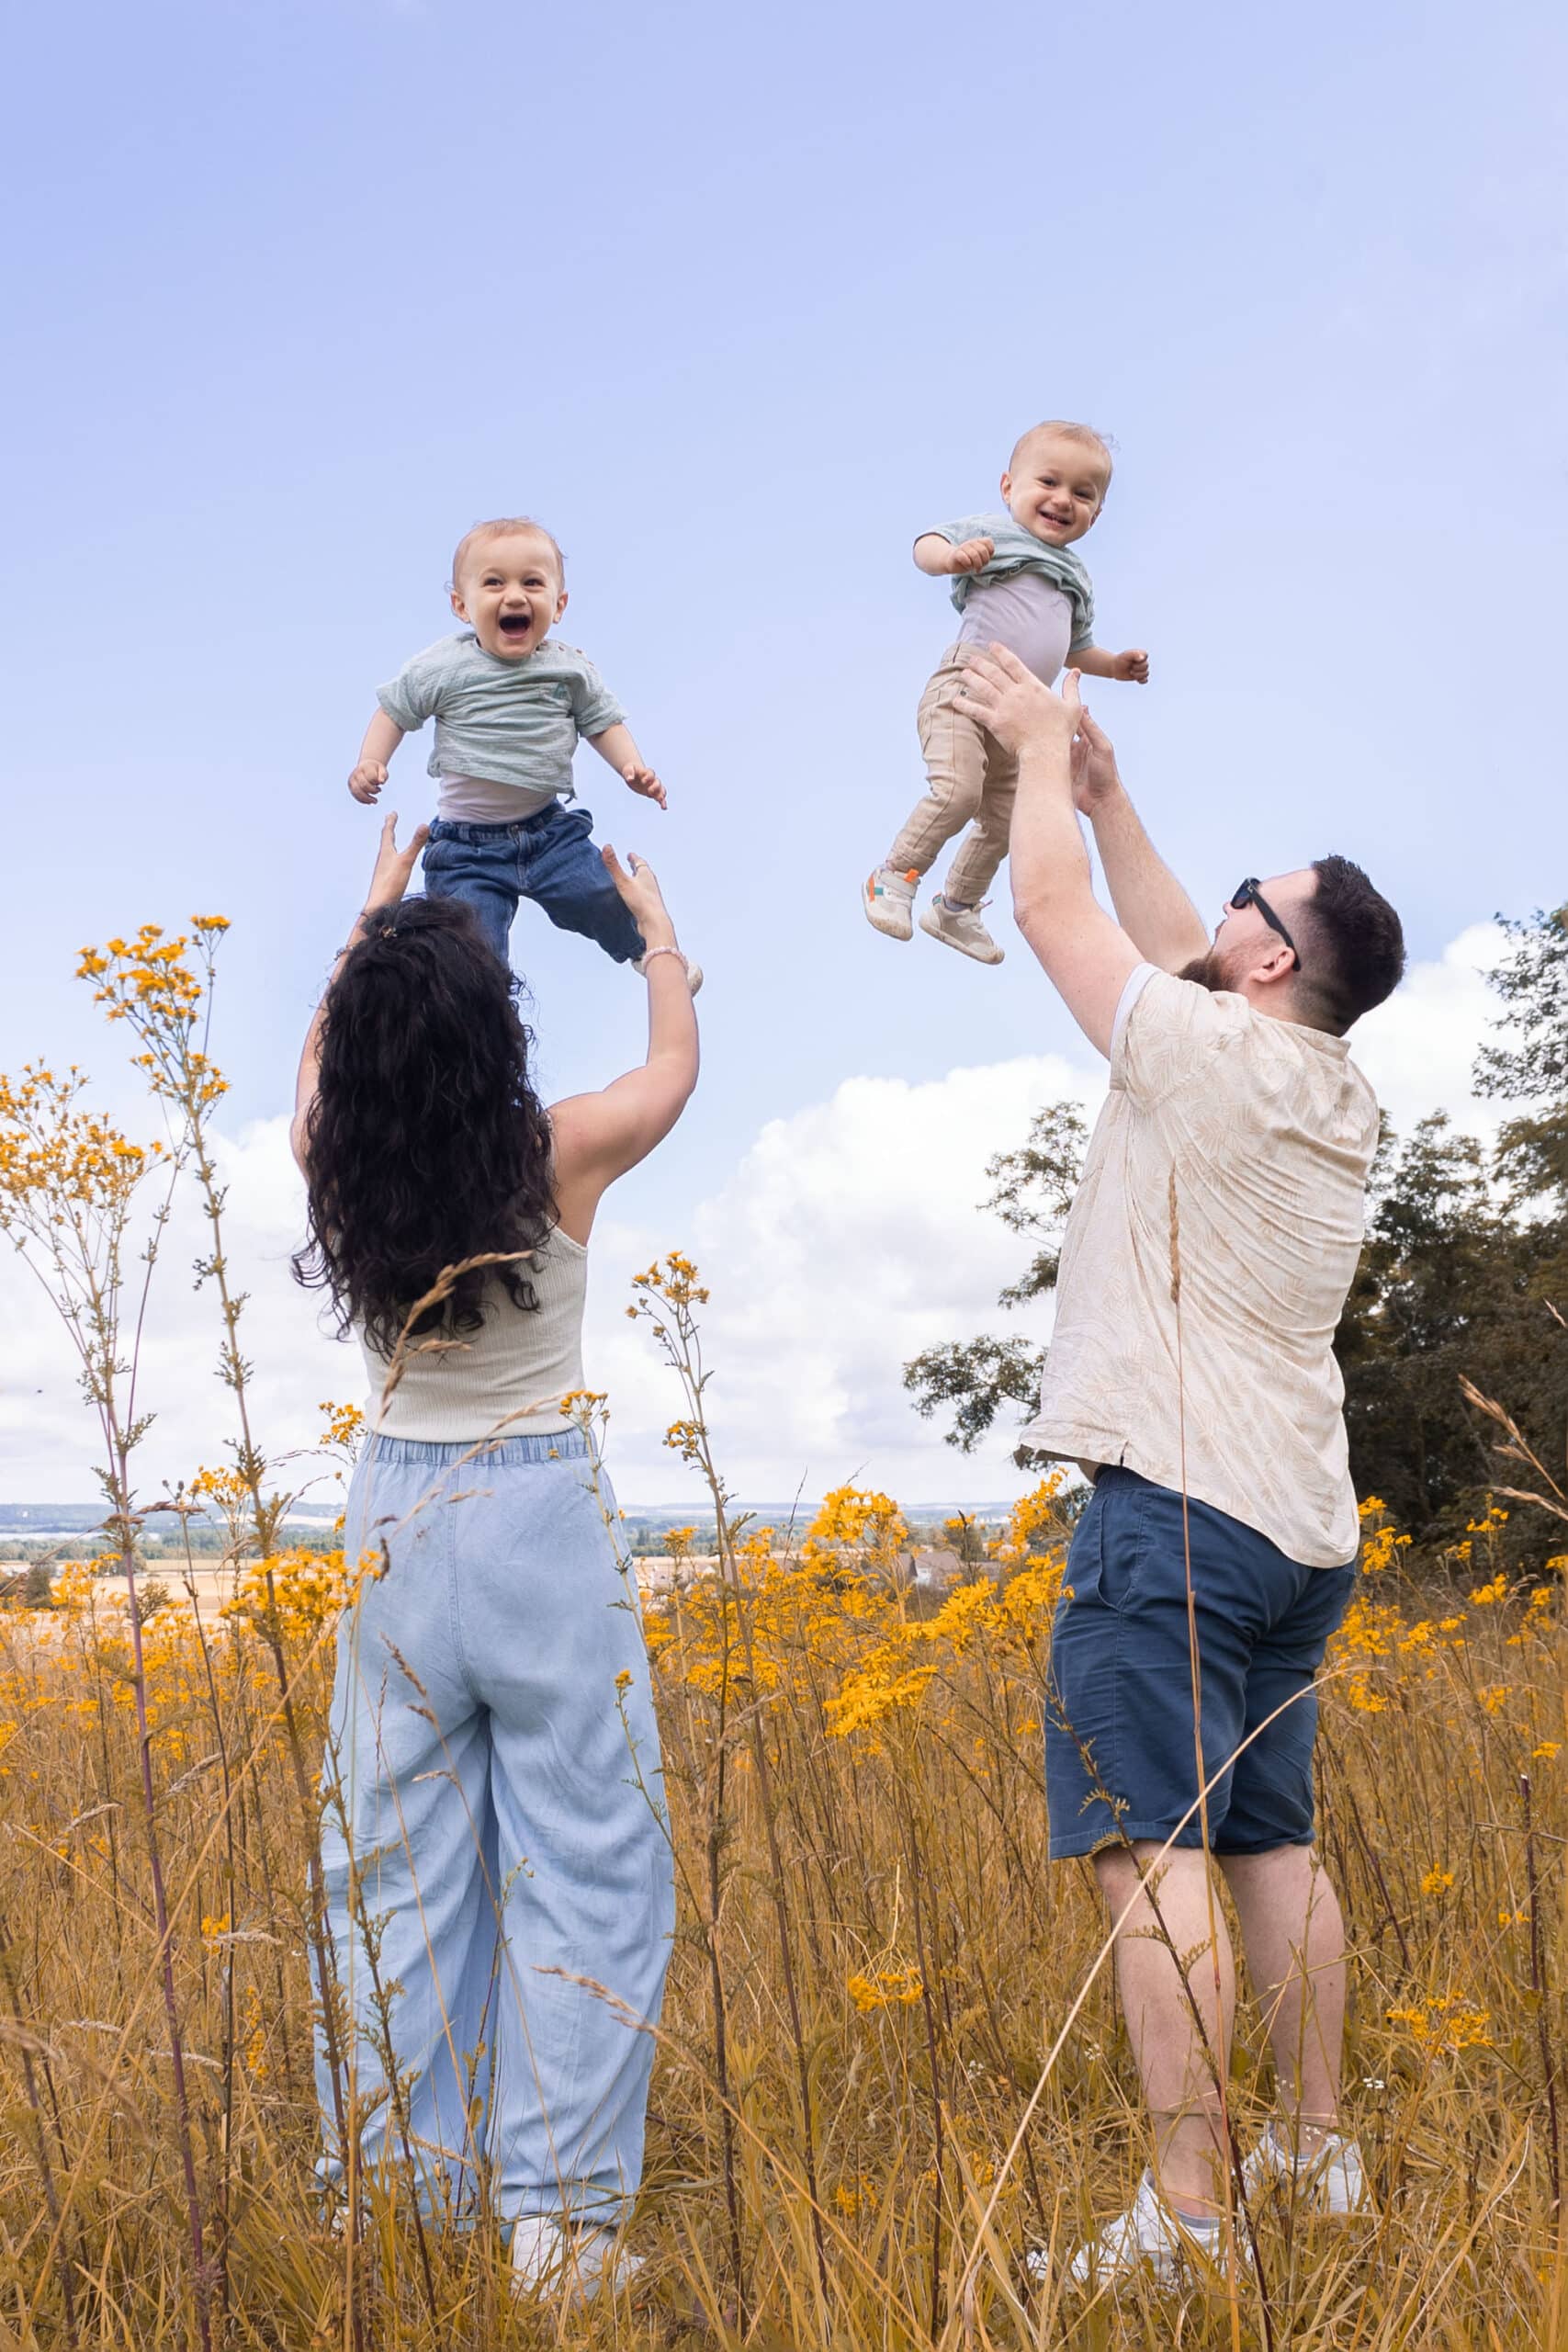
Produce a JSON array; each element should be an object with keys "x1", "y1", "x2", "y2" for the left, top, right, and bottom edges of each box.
[{"x1": 1093, "y1": 1472, "x2": 1155, "y2": 1616}]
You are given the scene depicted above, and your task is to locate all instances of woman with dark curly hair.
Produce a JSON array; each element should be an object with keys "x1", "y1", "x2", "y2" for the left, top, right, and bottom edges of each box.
[{"x1": 291, "y1": 813, "x2": 698, "y2": 2300}]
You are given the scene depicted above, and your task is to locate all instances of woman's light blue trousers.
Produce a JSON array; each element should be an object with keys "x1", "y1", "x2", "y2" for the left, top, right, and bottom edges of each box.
[{"x1": 315, "y1": 1429, "x2": 673, "y2": 2230}]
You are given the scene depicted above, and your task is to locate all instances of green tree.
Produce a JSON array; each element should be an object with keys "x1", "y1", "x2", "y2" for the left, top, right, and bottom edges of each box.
[
  {"x1": 1476, "y1": 903, "x2": 1568, "y2": 1294},
  {"x1": 902, "y1": 1102, "x2": 1085, "y2": 1461}
]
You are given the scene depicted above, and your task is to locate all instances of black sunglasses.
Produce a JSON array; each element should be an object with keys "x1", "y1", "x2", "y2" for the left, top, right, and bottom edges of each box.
[{"x1": 1229, "y1": 877, "x2": 1302, "y2": 971}]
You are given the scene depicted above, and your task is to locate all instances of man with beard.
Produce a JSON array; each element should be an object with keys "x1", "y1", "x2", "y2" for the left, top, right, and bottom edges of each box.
[{"x1": 952, "y1": 645, "x2": 1404, "y2": 2292}]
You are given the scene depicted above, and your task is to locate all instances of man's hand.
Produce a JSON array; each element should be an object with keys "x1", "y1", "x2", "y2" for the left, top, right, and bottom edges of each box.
[
  {"x1": 955, "y1": 642, "x2": 1082, "y2": 757},
  {"x1": 1069, "y1": 707, "x2": 1123, "y2": 816},
  {"x1": 1111, "y1": 649, "x2": 1150, "y2": 684},
  {"x1": 945, "y1": 535, "x2": 995, "y2": 575},
  {"x1": 622, "y1": 761, "x2": 668, "y2": 811},
  {"x1": 361, "y1": 812, "x2": 430, "y2": 912},
  {"x1": 349, "y1": 760, "x2": 388, "y2": 804}
]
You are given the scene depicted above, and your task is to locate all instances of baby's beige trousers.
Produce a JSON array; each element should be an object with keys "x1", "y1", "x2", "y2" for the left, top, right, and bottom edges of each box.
[{"x1": 886, "y1": 644, "x2": 1019, "y2": 907}]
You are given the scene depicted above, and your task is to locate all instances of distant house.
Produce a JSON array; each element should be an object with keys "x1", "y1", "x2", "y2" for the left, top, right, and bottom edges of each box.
[{"x1": 908, "y1": 1545, "x2": 964, "y2": 1591}]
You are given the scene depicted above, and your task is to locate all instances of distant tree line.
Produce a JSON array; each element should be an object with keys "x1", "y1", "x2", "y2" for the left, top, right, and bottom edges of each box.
[{"x1": 905, "y1": 907, "x2": 1568, "y2": 1567}]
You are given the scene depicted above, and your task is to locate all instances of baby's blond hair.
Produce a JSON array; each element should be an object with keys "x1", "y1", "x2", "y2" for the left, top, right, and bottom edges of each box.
[
  {"x1": 1008, "y1": 419, "x2": 1114, "y2": 488},
  {"x1": 450, "y1": 516, "x2": 567, "y2": 592}
]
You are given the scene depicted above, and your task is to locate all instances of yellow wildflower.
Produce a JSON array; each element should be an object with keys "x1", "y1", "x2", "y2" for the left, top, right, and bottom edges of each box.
[{"x1": 847, "y1": 1965, "x2": 924, "y2": 2012}]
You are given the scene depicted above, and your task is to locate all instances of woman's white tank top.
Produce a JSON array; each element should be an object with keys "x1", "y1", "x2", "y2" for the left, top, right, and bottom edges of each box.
[{"x1": 356, "y1": 1229, "x2": 588, "y2": 1442}]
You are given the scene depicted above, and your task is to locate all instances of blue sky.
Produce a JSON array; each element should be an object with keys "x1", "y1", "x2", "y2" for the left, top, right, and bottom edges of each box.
[{"x1": 4, "y1": 0, "x2": 1565, "y2": 1505}]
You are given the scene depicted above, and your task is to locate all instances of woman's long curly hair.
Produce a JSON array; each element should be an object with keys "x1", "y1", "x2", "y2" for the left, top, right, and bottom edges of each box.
[{"x1": 292, "y1": 897, "x2": 555, "y2": 1354}]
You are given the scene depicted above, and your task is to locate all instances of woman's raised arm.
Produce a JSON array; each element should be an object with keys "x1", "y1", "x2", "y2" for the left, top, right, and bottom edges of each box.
[
  {"x1": 549, "y1": 849, "x2": 700, "y2": 1243},
  {"x1": 290, "y1": 813, "x2": 429, "y2": 1172}
]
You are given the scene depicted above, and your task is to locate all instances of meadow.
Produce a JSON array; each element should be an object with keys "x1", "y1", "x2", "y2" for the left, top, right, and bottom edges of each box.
[{"x1": 1, "y1": 926, "x2": 1564, "y2": 2348}]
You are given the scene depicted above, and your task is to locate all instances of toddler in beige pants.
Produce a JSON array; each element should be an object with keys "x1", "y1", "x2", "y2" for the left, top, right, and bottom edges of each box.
[{"x1": 864, "y1": 421, "x2": 1148, "y2": 965}]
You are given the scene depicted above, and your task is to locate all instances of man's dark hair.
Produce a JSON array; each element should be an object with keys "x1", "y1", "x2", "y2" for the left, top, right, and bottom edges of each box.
[{"x1": 1296, "y1": 855, "x2": 1406, "y2": 1034}]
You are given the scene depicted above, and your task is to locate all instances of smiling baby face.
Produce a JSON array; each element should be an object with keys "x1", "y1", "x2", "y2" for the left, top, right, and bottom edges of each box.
[
  {"x1": 449, "y1": 524, "x2": 568, "y2": 660},
  {"x1": 999, "y1": 425, "x2": 1112, "y2": 550}
]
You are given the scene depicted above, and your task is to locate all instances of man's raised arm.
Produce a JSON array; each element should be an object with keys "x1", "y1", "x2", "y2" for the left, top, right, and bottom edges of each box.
[
  {"x1": 1069, "y1": 708, "x2": 1210, "y2": 974},
  {"x1": 953, "y1": 646, "x2": 1142, "y2": 1058}
]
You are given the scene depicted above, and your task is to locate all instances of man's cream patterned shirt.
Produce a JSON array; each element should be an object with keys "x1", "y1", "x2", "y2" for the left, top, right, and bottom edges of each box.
[{"x1": 1024, "y1": 967, "x2": 1380, "y2": 1568}]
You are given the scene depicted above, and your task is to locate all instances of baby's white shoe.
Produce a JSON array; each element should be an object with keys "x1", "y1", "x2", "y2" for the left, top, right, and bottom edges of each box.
[
  {"x1": 919, "y1": 894, "x2": 1003, "y2": 965},
  {"x1": 864, "y1": 865, "x2": 919, "y2": 940},
  {"x1": 632, "y1": 949, "x2": 703, "y2": 996}
]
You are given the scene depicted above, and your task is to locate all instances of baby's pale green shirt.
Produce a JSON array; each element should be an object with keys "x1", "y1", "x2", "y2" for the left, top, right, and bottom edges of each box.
[
  {"x1": 378, "y1": 631, "x2": 626, "y2": 797},
  {"x1": 934, "y1": 514, "x2": 1096, "y2": 652}
]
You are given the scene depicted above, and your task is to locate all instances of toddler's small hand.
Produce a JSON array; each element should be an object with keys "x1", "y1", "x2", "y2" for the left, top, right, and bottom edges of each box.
[
  {"x1": 1112, "y1": 649, "x2": 1150, "y2": 684},
  {"x1": 349, "y1": 761, "x2": 388, "y2": 803},
  {"x1": 622, "y1": 761, "x2": 668, "y2": 811},
  {"x1": 948, "y1": 537, "x2": 996, "y2": 575}
]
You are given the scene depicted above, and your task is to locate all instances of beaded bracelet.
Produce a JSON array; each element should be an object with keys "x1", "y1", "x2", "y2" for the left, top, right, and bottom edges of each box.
[{"x1": 641, "y1": 944, "x2": 688, "y2": 975}]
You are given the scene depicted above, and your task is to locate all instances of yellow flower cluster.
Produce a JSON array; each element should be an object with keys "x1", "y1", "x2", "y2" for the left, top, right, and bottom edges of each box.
[
  {"x1": 847, "y1": 1965, "x2": 924, "y2": 2012},
  {"x1": 76, "y1": 921, "x2": 232, "y2": 1119},
  {"x1": 644, "y1": 1481, "x2": 1074, "y2": 1756},
  {"x1": 1386, "y1": 1991, "x2": 1493, "y2": 2052},
  {"x1": 221, "y1": 1550, "x2": 357, "y2": 1647},
  {"x1": 0, "y1": 1064, "x2": 164, "y2": 1218}
]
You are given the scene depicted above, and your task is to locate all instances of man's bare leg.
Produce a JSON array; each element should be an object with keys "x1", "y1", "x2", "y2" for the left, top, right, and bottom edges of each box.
[
  {"x1": 1094, "y1": 1843, "x2": 1235, "y2": 2216},
  {"x1": 1219, "y1": 1844, "x2": 1346, "y2": 2149}
]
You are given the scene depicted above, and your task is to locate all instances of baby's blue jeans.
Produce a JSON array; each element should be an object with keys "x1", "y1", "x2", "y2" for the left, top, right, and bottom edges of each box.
[
  {"x1": 316, "y1": 1430, "x2": 673, "y2": 2231},
  {"x1": 423, "y1": 804, "x2": 645, "y2": 970}
]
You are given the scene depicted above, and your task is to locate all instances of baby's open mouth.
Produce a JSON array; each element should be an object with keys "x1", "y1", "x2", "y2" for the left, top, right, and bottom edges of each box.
[{"x1": 499, "y1": 612, "x2": 533, "y2": 638}]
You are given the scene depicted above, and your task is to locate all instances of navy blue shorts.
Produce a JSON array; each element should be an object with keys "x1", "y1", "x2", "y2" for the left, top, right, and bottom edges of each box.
[{"x1": 1043, "y1": 1468, "x2": 1357, "y2": 1860}]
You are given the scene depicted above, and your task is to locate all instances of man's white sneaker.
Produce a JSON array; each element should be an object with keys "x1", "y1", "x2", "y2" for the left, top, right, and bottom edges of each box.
[
  {"x1": 864, "y1": 865, "x2": 919, "y2": 940},
  {"x1": 919, "y1": 894, "x2": 1003, "y2": 965},
  {"x1": 1028, "y1": 2174, "x2": 1247, "y2": 2293},
  {"x1": 1243, "y1": 2124, "x2": 1372, "y2": 2218},
  {"x1": 510, "y1": 2215, "x2": 646, "y2": 2304},
  {"x1": 633, "y1": 950, "x2": 703, "y2": 995}
]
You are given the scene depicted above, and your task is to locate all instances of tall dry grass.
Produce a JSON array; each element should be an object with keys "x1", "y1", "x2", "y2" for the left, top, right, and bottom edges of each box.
[
  {"x1": 0, "y1": 1327, "x2": 1563, "y2": 2346},
  {"x1": 1, "y1": 929, "x2": 1564, "y2": 2346}
]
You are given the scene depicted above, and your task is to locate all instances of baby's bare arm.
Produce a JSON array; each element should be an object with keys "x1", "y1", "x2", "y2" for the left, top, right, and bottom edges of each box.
[
  {"x1": 914, "y1": 532, "x2": 994, "y2": 576},
  {"x1": 1071, "y1": 645, "x2": 1150, "y2": 685},
  {"x1": 589, "y1": 721, "x2": 667, "y2": 812},
  {"x1": 348, "y1": 709, "x2": 405, "y2": 803}
]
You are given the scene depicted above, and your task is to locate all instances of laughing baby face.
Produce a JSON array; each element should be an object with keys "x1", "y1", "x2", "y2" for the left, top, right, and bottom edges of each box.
[{"x1": 449, "y1": 526, "x2": 568, "y2": 660}]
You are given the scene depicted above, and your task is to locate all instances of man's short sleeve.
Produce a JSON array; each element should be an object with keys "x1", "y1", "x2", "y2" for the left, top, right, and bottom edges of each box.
[
  {"x1": 376, "y1": 642, "x2": 450, "y2": 733},
  {"x1": 1111, "y1": 969, "x2": 1258, "y2": 1106},
  {"x1": 570, "y1": 655, "x2": 626, "y2": 740}
]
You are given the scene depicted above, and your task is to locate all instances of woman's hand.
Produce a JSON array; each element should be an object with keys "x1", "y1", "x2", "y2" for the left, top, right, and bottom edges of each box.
[
  {"x1": 955, "y1": 642, "x2": 1081, "y2": 757},
  {"x1": 601, "y1": 847, "x2": 677, "y2": 950},
  {"x1": 361, "y1": 812, "x2": 430, "y2": 913}
]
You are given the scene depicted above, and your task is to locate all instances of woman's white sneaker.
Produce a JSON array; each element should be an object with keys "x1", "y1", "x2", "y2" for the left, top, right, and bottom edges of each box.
[
  {"x1": 1243, "y1": 2123, "x2": 1373, "y2": 2217},
  {"x1": 919, "y1": 895, "x2": 1003, "y2": 964},
  {"x1": 864, "y1": 865, "x2": 919, "y2": 940},
  {"x1": 510, "y1": 2215, "x2": 645, "y2": 2304}
]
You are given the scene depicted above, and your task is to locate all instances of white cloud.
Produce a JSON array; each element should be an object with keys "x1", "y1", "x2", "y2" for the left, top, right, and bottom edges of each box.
[
  {"x1": 1, "y1": 926, "x2": 1517, "y2": 1514},
  {"x1": 586, "y1": 1053, "x2": 1103, "y2": 1511},
  {"x1": 1351, "y1": 922, "x2": 1507, "y2": 1145},
  {"x1": 2, "y1": 1117, "x2": 352, "y2": 1514}
]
